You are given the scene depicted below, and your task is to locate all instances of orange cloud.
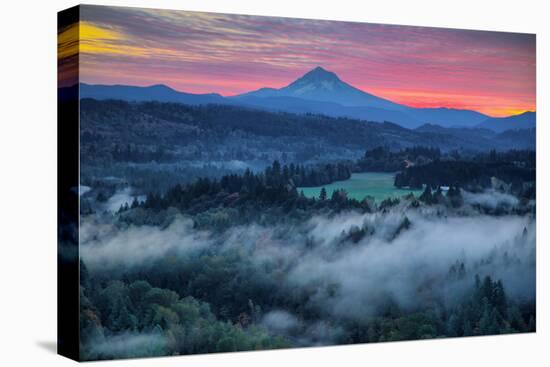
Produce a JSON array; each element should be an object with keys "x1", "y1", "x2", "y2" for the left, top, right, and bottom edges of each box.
[
  {"x1": 370, "y1": 88, "x2": 535, "y2": 117},
  {"x1": 78, "y1": 21, "x2": 151, "y2": 57},
  {"x1": 58, "y1": 22, "x2": 79, "y2": 60}
]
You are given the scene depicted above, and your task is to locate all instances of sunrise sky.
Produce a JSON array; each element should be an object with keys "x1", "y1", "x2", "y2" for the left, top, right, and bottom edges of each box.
[{"x1": 59, "y1": 5, "x2": 536, "y2": 117}]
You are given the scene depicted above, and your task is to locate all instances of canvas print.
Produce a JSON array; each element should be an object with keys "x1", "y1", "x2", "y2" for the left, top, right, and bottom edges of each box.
[{"x1": 57, "y1": 5, "x2": 536, "y2": 361}]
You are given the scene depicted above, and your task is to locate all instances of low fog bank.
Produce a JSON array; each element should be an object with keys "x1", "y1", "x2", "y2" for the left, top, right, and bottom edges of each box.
[
  {"x1": 104, "y1": 187, "x2": 146, "y2": 212},
  {"x1": 462, "y1": 189, "x2": 520, "y2": 210},
  {"x1": 80, "y1": 217, "x2": 211, "y2": 270},
  {"x1": 82, "y1": 331, "x2": 167, "y2": 360},
  {"x1": 80, "y1": 190, "x2": 535, "y2": 342},
  {"x1": 294, "y1": 211, "x2": 534, "y2": 319},
  {"x1": 80, "y1": 186, "x2": 147, "y2": 214},
  {"x1": 260, "y1": 310, "x2": 345, "y2": 346}
]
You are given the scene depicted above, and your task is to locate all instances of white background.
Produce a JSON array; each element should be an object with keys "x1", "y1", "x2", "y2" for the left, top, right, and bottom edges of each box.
[{"x1": 0, "y1": 0, "x2": 548, "y2": 365}]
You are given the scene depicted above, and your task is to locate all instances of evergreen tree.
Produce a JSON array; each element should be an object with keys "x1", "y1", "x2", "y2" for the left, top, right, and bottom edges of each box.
[
  {"x1": 319, "y1": 187, "x2": 327, "y2": 201},
  {"x1": 419, "y1": 186, "x2": 434, "y2": 204}
]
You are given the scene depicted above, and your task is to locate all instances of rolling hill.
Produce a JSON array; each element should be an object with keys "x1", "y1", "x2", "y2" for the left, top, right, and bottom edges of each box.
[{"x1": 476, "y1": 111, "x2": 536, "y2": 132}]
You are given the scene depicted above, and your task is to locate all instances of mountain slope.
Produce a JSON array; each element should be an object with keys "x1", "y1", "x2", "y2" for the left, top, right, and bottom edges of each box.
[
  {"x1": 231, "y1": 95, "x2": 424, "y2": 127},
  {"x1": 476, "y1": 111, "x2": 536, "y2": 132},
  {"x1": 234, "y1": 67, "x2": 491, "y2": 128},
  {"x1": 237, "y1": 66, "x2": 405, "y2": 110},
  {"x1": 409, "y1": 107, "x2": 489, "y2": 128}
]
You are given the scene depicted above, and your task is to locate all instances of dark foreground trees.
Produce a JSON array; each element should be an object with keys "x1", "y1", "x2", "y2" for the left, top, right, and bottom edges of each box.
[
  {"x1": 342, "y1": 275, "x2": 534, "y2": 344},
  {"x1": 80, "y1": 269, "x2": 289, "y2": 360},
  {"x1": 81, "y1": 252, "x2": 535, "y2": 360}
]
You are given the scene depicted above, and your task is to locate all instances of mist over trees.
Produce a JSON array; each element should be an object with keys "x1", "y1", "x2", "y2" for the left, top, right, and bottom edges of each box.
[
  {"x1": 79, "y1": 189, "x2": 535, "y2": 359},
  {"x1": 78, "y1": 151, "x2": 536, "y2": 359}
]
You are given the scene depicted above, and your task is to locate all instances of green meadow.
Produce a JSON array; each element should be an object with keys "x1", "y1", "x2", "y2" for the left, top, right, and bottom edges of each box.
[{"x1": 299, "y1": 172, "x2": 422, "y2": 202}]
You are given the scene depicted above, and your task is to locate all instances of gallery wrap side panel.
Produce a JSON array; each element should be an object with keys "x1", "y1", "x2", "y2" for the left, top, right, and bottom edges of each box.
[{"x1": 57, "y1": 5, "x2": 80, "y2": 362}]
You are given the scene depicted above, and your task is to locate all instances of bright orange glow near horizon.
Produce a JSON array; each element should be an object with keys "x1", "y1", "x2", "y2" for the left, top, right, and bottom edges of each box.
[
  {"x1": 366, "y1": 88, "x2": 535, "y2": 117},
  {"x1": 60, "y1": 6, "x2": 536, "y2": 118}
]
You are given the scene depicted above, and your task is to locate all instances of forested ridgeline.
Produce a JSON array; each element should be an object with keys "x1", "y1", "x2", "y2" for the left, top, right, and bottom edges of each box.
[
  {"x1": 79, "y1": 99, "x2": 416, "y2": 160},
  {"x1": 394, "y1": 149, "x2": 535, "y2": 193},
  {"x1": 80, "y1": 100, "x2": 534, "y2": 168},
  {"x1": 112, "y1": 160, "x2": 361, "y2": 229}
]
